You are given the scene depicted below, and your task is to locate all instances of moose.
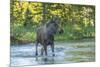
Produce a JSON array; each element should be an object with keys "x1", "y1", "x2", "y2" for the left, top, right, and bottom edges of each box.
[{"x1": 35, "y1": 16, "x2": 63, "y2": 56}]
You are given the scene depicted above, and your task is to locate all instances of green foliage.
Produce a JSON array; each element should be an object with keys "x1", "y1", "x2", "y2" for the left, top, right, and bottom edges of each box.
[{"x1": 10, "y1": 1, "x2": 95, "y2": 44}]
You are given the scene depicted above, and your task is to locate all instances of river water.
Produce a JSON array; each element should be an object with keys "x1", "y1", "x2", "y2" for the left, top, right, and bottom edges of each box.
[{"x1": 11, "y1": 39, "x2": 95, "y2": 67}]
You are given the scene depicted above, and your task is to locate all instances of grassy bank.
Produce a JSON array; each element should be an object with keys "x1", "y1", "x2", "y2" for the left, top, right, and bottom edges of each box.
[{"x1": 10, "y1": 24, "x2": 95, "y2": 45}]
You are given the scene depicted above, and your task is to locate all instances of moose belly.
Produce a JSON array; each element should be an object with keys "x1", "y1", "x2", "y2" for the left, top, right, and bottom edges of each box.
[{"x1": 45, "y1": 39, "x2": 53, "y2": 45}]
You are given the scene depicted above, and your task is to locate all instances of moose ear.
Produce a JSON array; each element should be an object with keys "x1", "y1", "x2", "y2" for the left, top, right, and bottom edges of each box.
[
  {"x1": 47, "y1": 18, "x2": 53, "y2": 25},
  {"x1": 55, "y1": 17, "x2": 60, "y2": 24},
  {"x1": 53, "y1": 16, "x2": 57, "y2": 21}
]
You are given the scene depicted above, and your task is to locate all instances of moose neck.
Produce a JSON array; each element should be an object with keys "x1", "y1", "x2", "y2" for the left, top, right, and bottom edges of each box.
[{"x1": 46, "y1": 24, "x2": 57, "y2": 35}]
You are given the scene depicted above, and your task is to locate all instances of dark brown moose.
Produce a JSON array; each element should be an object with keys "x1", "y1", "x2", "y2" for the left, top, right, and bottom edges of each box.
[{"x1": 35, "y1": 17, "x2": 63, "y2": 56}]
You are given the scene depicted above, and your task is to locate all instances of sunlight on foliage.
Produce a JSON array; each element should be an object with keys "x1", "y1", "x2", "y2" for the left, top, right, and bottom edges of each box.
[{"x1": 10, "y1": 1, "x2": 95, "y2": 44}]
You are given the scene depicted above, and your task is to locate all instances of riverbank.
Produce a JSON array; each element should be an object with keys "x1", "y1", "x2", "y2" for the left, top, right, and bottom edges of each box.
[{"x1": 11, "y1": 38, "x2": 95, "y2": 45}]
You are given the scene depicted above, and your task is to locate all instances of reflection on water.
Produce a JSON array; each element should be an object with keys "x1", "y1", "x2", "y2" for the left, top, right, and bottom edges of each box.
[
  {"x1": 11, "y1": 39, "x2": 95, "y2": 66},
  {"x1": 35, "y1": 56, "x2": 55, "y2": 64}
]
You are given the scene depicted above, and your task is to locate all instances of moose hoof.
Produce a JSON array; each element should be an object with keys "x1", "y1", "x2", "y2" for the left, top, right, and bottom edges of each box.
[
  {"x1": 52, "y1": 54, "x2": 55, "y2": 56},
  {"x1": 35, "y1": 53, "x2": 38, "y2": 56}
]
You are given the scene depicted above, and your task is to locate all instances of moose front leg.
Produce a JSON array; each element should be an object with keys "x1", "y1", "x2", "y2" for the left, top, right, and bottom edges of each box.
[{"x1": 51, "y1": 43, "x2": 55, "y2": 56}]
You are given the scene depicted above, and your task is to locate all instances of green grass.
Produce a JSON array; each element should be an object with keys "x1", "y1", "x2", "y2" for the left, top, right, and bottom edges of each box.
[{"x1": 10, "y1": 24, "x2": 95, "y2": 45}]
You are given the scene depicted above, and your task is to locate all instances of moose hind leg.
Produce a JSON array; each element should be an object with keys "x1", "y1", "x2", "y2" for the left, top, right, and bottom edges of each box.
[
  {"x1": 44, "y1": 46, "x2": 47, "y2": 56},
  {"x1": 35, "y1": 41, "x2": 38, "y2": 56},
  {"x1": 41, "y1": 47, "x2": 44, "y2": 55}
]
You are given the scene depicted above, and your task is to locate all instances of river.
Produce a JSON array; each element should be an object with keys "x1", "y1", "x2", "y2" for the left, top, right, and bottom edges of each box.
[{"x1": 11, "y1": 39, "x2": 95, "y2": 67}]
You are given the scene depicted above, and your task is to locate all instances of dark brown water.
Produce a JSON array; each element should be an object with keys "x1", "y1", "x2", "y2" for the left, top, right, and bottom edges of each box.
[{"x1": 11, "y1": 39, "x2": 95, "y2": 66}]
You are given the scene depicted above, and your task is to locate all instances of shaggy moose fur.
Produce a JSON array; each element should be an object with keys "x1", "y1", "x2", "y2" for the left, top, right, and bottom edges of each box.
[{"x1": 35, "y1": 17, "x2": 63, "y2": 56}]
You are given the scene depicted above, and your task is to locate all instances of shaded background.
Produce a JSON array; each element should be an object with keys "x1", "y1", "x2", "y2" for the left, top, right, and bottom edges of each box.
[{"x1": 10, "y1": 0, "x2": 95, "y2": 45}]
